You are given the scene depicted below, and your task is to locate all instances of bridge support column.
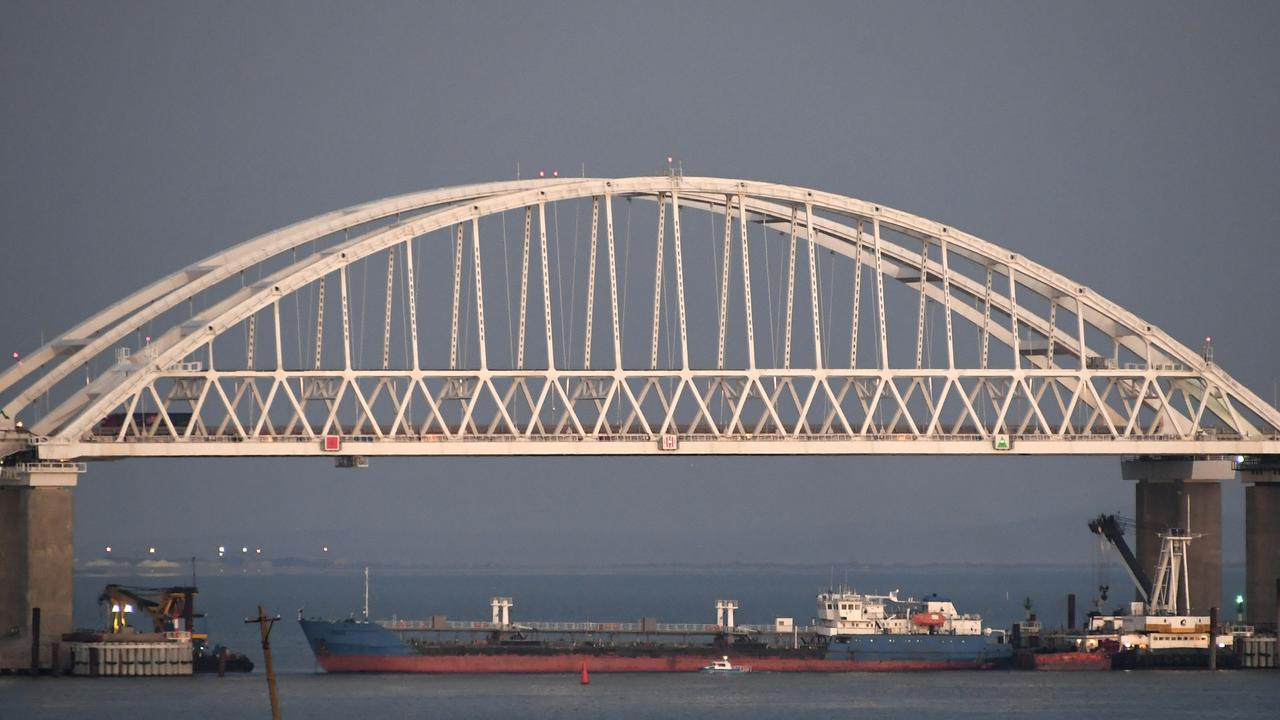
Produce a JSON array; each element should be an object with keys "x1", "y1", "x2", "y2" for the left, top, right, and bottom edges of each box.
[
  {"x1": 0, "y1": 464, "x2": 79, "y2": 672},
  {"x1": 1122, "y1": 458, "x2": 1231, "y2": 615},
  {"x1": 1239, "y1": 459, "x2": 1280, "y2": 631}
]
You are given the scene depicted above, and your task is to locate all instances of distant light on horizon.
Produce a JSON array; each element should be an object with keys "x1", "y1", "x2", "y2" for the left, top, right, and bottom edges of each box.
[
  {"x1": 105, "y1": 546, "x2": 112, "y2": 553},
  {"x1": 323, "y1": 546, "x2": 329, "y2": 553},
  {"x1": 241, "y1": 547, "x2": 248, "y2": 553},
  {"x1": 148, "y1": 547, "x2": 156, "y2": 554}
]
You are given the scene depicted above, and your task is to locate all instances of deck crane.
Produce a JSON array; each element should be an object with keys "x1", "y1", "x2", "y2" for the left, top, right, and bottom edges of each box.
[
  {"x1": 98, "y1": 583, "x2": 254, "y2": 673},
  {"x1": 1088, "y1": 514, "x2": 1153, "y2": 602},
  {"x1": 100, "y1": 584, "x2": 201, "y2": 638}
]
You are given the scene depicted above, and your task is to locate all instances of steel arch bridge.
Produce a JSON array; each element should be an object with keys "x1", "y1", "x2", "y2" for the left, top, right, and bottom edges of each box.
[{"x1": 2, "y1": 175, "x2": 1278, "y2": 462}]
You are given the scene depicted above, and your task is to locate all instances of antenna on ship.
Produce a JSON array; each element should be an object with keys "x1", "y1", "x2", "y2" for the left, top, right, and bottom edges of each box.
[{"x1": 363, "y1": 566, "x2": 370, "y2": 621}]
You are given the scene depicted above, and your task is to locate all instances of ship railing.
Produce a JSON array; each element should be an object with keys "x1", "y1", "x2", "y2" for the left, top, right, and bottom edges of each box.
[{"x1": 380, "y1": 619, "x2": 822, "y2": 635}]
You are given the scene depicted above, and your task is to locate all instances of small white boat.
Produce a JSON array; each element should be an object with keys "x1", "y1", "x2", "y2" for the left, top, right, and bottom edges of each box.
[{"x1": 699, "y1": 656, "x2": 750, "y2": 673}]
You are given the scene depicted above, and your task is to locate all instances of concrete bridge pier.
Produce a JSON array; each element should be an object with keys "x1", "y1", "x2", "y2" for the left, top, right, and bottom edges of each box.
[
  {"x1": 0, "y1": 464, "x2": 78, "y2": 672},
  {"x1": 1122, "y1": 457, "x2": 1231, "y2": 615},
  {"x1": 1239, "y1": 459, "x2": 1280, "y2": 631}
]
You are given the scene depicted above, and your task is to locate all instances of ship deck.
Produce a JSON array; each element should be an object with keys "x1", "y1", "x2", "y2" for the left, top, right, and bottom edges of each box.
[{"x1": 379, "y1": 619, "x2": 820, "y2": 637}]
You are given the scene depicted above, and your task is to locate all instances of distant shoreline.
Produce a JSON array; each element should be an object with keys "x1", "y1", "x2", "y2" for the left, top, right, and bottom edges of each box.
[{"x1": 74, "y1": 558, "x2": 1248, "y2": 578}]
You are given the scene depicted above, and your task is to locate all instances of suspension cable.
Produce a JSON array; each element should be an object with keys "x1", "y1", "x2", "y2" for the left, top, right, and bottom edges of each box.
[
  {"x1": 297, "y1": 246, "x2": 306, "y2": 369},
  {"x1": 761, "y1": 217, "x2": 777, "y2": 368},
  {"x1": 620, "y1": 199, "x2": 633, "y2": 352},
  {"x1": 462, "y1": 225, "x2": 474, "y2": 368},
  {"x1": 356, "y1": 248, "x2": 370, "y2": 369},
  {"x1": 501, "y1": 209, "x2": 514, "y2": 367},
  {"x1": 567, "y1": 197, "x2": 582, "y2": 369},
  {"x1": 553, "y1": 201, "x2": 567, "y2": 368}
]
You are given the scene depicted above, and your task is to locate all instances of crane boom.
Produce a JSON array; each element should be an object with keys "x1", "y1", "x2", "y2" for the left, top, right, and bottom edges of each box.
[{"x1": 1088, "y1": 514, "x2": 1152, "y2": 602}]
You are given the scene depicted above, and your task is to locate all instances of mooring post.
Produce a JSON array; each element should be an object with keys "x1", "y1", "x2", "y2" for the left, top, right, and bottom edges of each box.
[
  {"x1": 1208, "y1": 606, "x2": 1218, "y2": 671},
  {"x1": 29, "y1": 607, "x2": 41, "y2": 676}
]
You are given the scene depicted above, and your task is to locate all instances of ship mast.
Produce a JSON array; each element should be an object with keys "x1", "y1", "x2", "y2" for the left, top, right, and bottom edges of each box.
[
  {"x1": 363, "y1": 566, "x2": 370, "y2": 621},
  {"x1": 1148, "y1": 497, "x2": 1200, "y2": 615}
]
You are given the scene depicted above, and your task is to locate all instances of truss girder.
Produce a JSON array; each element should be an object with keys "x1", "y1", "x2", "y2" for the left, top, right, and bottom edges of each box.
[{"x1": 2, "y1": 176, "x2": 1276, "y2": 461}]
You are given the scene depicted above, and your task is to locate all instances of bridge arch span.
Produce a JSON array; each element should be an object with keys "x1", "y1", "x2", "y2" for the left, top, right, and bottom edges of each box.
[{"x1": 2, "y1": 176, "x2": 1277, "y2": 460}]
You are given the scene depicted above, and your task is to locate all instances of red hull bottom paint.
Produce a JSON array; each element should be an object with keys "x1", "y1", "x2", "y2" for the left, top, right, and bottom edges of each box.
[
  {"x1": 1016, "y1": 652, "x2": 1112, "y2": 671},
  {"x1": 317, "y1": 654, "x2": 995, "y2": 673}
]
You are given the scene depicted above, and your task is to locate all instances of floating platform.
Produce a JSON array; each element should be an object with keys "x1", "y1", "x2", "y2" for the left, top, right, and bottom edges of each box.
[{"x1": 64, "y1": 632, "x2": 193, "y2": 676}]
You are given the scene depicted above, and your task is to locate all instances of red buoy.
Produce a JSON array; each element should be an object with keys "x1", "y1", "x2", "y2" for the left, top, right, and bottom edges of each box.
[{"x1": 580, "y1": 661, "x2": 590, "y2": 685}]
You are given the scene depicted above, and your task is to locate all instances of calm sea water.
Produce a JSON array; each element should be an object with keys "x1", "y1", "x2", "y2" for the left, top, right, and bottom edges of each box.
[{"x1": 4, "y1": 568, "x2": 1274, "y2": 719}]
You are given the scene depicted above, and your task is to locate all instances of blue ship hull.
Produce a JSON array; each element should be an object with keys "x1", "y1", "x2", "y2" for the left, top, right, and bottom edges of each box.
[{"x1": 826, "y1": 634, "x2": 1012, "y2": 664}]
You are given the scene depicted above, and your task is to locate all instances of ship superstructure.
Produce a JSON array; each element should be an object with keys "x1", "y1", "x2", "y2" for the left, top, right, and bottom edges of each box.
[{"x1": 815, "y1": 588, "x2": 984, "y2": 637}]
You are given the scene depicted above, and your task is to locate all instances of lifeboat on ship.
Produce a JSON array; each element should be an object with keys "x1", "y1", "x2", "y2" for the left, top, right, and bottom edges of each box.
[{"x1": 911, "y1": 612, "x2": 947, "y2": 627}]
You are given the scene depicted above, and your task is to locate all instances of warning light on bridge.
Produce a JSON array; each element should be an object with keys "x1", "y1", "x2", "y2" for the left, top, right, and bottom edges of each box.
[
  {"x1": 992, "y1": 434, "x2": 1012, "y2": 451},
  {"x1": 322, "y1": 435, "x2": 341, "y2": 452}
]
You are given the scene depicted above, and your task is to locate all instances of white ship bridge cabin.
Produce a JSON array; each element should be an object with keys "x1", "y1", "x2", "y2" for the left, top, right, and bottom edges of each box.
[{"x1": 815, "y1": 590, "x2": 984, "y2": 637}]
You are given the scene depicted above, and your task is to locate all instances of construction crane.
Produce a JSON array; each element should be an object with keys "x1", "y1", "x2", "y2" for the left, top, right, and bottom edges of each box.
[
  {"x1": 1087, "y1": 514, "x2": 1153, "y2": 602},
  {"x1": 99, "y1": 583, "x2": 254, "y2": 673},
  {"x1": 100, "y1": 584, "x2": 204, "y2": 642}
]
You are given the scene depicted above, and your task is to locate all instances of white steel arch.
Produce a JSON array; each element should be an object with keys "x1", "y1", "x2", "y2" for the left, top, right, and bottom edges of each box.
[{"x1": 2, "y1": 175, "x2": 1277, "y2": 461}]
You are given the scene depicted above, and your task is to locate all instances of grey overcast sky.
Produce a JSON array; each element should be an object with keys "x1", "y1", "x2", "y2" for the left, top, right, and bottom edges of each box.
[{"x1": 3, "y1": 1, "x2": 1278, "y2": 565}]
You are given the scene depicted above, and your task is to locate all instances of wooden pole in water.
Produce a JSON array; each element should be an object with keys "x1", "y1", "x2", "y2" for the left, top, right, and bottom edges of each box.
[
  {"x1": 246, "y1": 605, "x2": 282, "y2": 720},
  {"x1": 1208, "y1": 606, "x2": 1218, "y2": 671},
  {"x1": 30, "y1": 607, "x2": 41, "y2": 676}
]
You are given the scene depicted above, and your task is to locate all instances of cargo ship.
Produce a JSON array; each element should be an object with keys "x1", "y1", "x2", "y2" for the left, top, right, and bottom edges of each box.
[{"x1": 299, "y1": 586, "x2": 1013, "y2": 673}]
